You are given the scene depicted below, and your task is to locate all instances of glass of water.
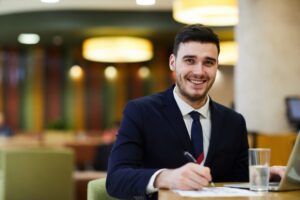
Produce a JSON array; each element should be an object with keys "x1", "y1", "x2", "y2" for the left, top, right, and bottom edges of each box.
[{"x1": 249, "y1": 148, "x2": 270, "y2": 191}]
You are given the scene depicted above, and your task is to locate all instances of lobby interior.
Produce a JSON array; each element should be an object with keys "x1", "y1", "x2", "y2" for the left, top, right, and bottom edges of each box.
[{"x1": 0, "y1": 1, "x2": 299, "y2": 200}]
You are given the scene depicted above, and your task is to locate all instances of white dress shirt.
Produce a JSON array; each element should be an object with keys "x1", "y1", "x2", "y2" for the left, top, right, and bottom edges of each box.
[
  {"x1": 146, "y1": 86, "x2": 212, "y2": 193},
  {"x1": 173, "y1": 87, "x2": 212, "y2": 164}
]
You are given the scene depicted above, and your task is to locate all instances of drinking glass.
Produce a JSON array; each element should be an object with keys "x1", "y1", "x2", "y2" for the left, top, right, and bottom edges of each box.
[{"x1": 249, "y1": 148, "x2": 270, "y2": 191}]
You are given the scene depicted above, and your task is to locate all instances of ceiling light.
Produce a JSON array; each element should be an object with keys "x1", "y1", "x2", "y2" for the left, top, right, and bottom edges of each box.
[
  {"x1": 173, "y1": 0, "x2": 238, "y2": 26},
  {"x1": 40, "y1": 0, "x2": 60, "y2": 3},
  {"x1": 82, "y1": 37, "x2": 153, "y2": 63},
  {"x1": 18, "y1": 33, "x2": 40, "y2": 45},
  {"x1": 138, "y1": 66, "x2": 151, "y2": 79},
  {"x1": 219, "y1": 41, "x2": 237, "y2": 65},
  {"x1": 69, "y1": 65, "x2": 84, "y2": 80},
  {"x1": 104, "y1": 66, "x2": 118, "y2": 80},
  {"x1": 136, "y1": 0, "x2": 156, "y2": 6}
]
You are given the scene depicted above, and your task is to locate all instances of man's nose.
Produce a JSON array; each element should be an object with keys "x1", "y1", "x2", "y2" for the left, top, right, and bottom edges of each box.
[{"x1": 193, "y1": 64, "x2": 204, "y2": 74}]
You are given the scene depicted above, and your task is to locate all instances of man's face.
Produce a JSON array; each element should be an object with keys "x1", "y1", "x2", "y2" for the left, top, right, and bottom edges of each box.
[{"x1": 169, "y1": 41, "x2": 218, "y2": 107}]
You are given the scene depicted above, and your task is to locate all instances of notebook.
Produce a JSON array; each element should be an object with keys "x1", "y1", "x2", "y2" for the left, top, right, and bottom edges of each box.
[{"x1": 225, "y1": 133, "x2": 300, "y2": 191}]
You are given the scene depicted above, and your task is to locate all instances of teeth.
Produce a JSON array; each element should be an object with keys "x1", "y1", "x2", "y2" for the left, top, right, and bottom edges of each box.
[{"x1": 190, "y1": 79, "x2": 204, "y2": 84}]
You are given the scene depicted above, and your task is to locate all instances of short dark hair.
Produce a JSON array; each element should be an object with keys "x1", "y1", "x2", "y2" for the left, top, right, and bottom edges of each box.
[{"x1": 173, "y1": 24, "x2": 220, "y2": 56}]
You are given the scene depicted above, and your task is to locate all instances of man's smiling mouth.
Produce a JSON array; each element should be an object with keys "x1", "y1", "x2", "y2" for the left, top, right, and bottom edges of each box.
[{"x1": 189, "y1": 79, "x2": 206, "y2": 85}]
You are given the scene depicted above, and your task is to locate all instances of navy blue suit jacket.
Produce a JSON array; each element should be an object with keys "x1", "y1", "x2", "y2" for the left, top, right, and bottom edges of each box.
[{"x1": 106, "y1": 86, "x2": 249, "y2": 199}]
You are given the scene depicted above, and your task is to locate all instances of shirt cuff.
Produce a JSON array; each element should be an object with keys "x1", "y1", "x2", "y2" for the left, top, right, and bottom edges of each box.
[{"x1": 146, "y1": 169, "x2": 166, "y2": 194}]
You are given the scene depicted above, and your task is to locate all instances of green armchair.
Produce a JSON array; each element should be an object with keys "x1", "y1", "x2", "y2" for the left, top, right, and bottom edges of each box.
[
  {"x1": 87, "y1": 178, "x2": 117, "y2": 200},
  {"x1": 0, "y1": 147, "x2": 74, "y2": 200}
]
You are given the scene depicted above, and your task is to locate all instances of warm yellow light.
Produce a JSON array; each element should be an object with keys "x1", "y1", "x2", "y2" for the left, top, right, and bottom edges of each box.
[
  {"x1": 173, "y1": 0, "x2": 238, "y2": 26},
  {"x1": 219, "y1": 41, "x2": 237, "y2": 65},
  {"x1": 136, "y1": 0, "x2": 156, "y2": 6},
  {"x1": 138, "y1": 66, "x2": 151, "y2": 79},
  {"x1": 69, "y1": 65, "x2": 84, "y2": 80},
  {"x1": 104, "y1": 66, "x2": 118, "y2": 80},
  {"x1": 82, "y1": 37, "x2": 153, "y2": 63}
]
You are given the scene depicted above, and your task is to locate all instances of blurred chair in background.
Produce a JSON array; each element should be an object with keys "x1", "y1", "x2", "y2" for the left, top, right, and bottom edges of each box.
[
  {"x1": 255, "y1": 132, "x2": 298, "y2": 165},
  {"x1": 0, "y1": 147, "x2": 74, "y2": 200},
  {"x1": 87, "y1": 178, "x2": 116, "y2": 200}
]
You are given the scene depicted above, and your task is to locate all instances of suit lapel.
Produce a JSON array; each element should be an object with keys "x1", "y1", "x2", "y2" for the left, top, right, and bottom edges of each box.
[
  {"x1": 205, "y1": 100, "x2": 224, "y2": 166},
  {"x1": 162, "y1": 86, "x2": 192, "y2": 152},
  {"x1": 160, "y1": 88, "x2": 225, "y2": 160}
]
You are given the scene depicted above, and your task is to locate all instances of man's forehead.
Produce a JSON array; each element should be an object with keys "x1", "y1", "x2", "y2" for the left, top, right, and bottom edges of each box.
[
  {"x1": 178, "y1": 41, "x2": 218, "y2": 49},
  {"x1": 177, "y1": 41, "x2": 219, "y2": 57}
]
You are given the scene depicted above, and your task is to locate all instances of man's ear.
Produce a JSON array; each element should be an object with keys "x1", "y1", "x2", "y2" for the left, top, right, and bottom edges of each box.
[{"x1": 169, "y1": 54, "x2": 175, "y2": 71}]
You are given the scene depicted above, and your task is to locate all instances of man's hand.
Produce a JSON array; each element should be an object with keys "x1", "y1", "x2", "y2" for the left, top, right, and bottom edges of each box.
[{"x1": 154, "y1": 163, "x2": 212, "y2": 190}]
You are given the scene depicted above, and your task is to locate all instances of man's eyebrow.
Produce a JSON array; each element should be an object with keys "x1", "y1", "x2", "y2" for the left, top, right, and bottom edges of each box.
[
  {"x1": 181, "y1": 55, "x2": 218, "y2": 62},
  {"x1": 182, "y1": 55, "x2": 197, "y2": 59}
]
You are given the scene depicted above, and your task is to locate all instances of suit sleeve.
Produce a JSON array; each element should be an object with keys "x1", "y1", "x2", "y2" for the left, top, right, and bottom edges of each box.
[
  {"x1": 106, "y1": 101, "x2": 158, "y2": 199},
  {"x1": 232, "y1": 114, "x2": 249, "y2": 181}
]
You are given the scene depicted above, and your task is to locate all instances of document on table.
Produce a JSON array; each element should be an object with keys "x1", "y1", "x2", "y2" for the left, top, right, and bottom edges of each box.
[{"x1": 173, "y1": 187, "x2": 263, "y2": 197}]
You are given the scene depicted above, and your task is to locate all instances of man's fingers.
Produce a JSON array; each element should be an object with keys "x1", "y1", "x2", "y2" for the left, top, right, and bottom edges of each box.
[
  {"x1": 155, "y1": 163, "x2": 213, "y2": 190},
  {"x1": 200, "y1": 167, "x2": 212, "y2": 182},
  {"x1": 189, "y1": 164, "x2": 212, "y2": 182},
  {"x1": 270, "y1": 166, "x2": 286, "y2": 178},
  {"x1": 186, "y1": 171, "x2": 210, "y2": 187},
  {"x1": 182, "y1": 164, "x2": 212, "y2": 187}
]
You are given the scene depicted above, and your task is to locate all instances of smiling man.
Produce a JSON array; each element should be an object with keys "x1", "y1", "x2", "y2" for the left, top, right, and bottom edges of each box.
[
  {"x1": 106, "y1": 24, "x2": 249, "y2": 200},
  {"x1": 170, "y1": 41, "x2": 218, "y2": 109}
]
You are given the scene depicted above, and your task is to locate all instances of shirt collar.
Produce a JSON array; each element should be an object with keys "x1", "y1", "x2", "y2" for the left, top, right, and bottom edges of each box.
[{"x1": 173, "y1": 86, "x2": 210, "y2": 118}]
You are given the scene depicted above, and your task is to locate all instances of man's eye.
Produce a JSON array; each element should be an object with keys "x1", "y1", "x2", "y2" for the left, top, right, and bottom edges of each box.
[
  {"x1": 204, "y1": 60, "x2": 214, "y2": 66},
  {"x1": 184, "y1": 59, "x2": 195, "y2": 64}
]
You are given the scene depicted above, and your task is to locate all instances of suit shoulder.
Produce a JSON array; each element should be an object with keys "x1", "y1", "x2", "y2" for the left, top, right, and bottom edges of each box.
[
  {"x1": 127, "y1": 91, "x2": 164, "y2": 108},
  {"x1": 211, "y1": 101, "x2": 244, "y2": 119},
  {"x1": 122, "y1": 92, "x2": 166, "y2": 125}
]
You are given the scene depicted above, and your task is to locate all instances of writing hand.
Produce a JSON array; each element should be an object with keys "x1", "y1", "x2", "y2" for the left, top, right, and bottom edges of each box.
[{"x1": 154, "y1": 163, "x2": 212, "y2": 190}]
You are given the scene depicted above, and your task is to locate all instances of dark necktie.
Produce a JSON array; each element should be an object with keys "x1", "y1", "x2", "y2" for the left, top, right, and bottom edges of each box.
[{"x1": 189, "y1": 111, "x2": 204, "y2": 164}]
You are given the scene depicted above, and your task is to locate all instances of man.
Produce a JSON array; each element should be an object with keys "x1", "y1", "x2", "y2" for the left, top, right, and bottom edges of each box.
[{"x1": 106, "y1": 24, "x2": 284, "y2": 200}]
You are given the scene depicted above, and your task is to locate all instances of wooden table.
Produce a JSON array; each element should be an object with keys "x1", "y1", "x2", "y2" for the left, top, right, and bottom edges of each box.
[{"x1": 159, "y1": 186, "x2": 300, "y2": 200}]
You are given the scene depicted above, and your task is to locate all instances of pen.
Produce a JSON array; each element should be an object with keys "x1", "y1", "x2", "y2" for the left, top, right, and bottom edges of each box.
[
  {"x1": 184, "y1": 151, "x2": 215, "y2": 187},
  {"x1": 184, "y1": 151, "x2": 197, "y2": 163}
]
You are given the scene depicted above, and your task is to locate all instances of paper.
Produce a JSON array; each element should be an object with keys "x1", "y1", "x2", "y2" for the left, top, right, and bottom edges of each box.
[{"x1": 173, "y1": 187, "x2": 263, "y2": 197}]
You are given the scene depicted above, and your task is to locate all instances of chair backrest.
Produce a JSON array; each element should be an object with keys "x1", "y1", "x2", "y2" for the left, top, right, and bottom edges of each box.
[
  {"x1": 0, "y1": 147, "x2": 74, "y2": 200},
  {"x1": 87, "y1": 178, "x2": 117, "y2": 200},
  {"x1": 256, "y1": 133, "x2": 297, "y2": 165}
]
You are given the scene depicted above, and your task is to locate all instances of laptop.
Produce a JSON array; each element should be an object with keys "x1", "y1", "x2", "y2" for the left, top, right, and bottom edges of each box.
[{"x1": 225, "y1": 133, "x2": 300, "y2": 191}]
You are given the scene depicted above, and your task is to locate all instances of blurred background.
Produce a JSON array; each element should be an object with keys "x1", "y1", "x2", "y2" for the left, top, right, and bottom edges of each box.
[
  {"x1": 0, "y1": 0, "x2": 236, "y2": 132},
  {"x1": 0, "y1": 1, "x2": 299, "y2": 199}
]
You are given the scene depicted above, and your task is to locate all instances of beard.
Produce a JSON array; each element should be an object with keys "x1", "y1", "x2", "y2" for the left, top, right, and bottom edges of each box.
[
  {"x1": 177, "y1": 82, "x2": 207, "y2": 102},
  {"x1": 176, "y1": 74, "x2": 214, "y2": 104}
]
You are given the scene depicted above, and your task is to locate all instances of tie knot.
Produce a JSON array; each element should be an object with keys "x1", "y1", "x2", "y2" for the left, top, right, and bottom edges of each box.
[{"x1": 189, "y1": 111, "x2": 200, "y2": 121}]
